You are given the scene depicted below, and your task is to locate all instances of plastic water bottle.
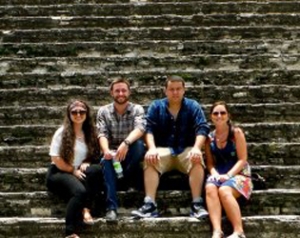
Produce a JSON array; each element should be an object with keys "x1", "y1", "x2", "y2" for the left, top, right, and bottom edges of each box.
[{"x1": 111, "y1": 151, "x2": 123, "y2": 179}]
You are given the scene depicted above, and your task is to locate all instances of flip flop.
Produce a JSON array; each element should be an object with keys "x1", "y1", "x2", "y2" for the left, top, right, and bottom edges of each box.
[
  {"x1": 82, "y1": 208, "x2": 94, "y2": 225},
  {"x1": 65, "y1": 234, "x2": 80, "y2": 238}
]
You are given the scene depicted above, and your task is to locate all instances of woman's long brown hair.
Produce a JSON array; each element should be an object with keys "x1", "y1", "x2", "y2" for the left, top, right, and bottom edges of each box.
[{"x1": 59, "y1": 99, "x2": 100, "y2": 165}]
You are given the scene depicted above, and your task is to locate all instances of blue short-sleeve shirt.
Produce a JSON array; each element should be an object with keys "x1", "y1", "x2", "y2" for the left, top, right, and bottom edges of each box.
[{"x1": 146, "y1": 97, "x2": 209, "y2": 155}]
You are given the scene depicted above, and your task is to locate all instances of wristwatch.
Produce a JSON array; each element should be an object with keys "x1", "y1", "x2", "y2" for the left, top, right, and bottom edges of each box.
[{"x1": 123, "y1": 139, "x2": 131, "y2": 146}]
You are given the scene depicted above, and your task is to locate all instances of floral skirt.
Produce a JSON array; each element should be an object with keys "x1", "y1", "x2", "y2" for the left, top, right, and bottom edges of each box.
[{"x1": 206, "y1": 163, "x2": 253, "y2": 200}]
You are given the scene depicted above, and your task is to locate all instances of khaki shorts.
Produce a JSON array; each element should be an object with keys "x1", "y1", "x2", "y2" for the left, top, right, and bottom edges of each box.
[{"x1": 144, "y1": 147, "x2": 205, "y2": 174}]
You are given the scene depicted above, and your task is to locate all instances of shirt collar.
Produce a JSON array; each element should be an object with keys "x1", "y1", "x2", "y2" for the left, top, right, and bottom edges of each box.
[
  {"x1": 164, "y1": 97, "x2": 186, "y2": 108},
  {"x1": 109, "y1": 102, "x2": 133, "y2": 115}
]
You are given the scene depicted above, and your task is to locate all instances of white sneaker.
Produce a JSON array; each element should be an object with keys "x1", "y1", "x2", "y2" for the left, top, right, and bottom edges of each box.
[
  {"x1": 227, "y1": 232, "x2": 246, "y2": 238},
  {"x1": 212, "y1": 230, "x2": 224, "y2": 238}
]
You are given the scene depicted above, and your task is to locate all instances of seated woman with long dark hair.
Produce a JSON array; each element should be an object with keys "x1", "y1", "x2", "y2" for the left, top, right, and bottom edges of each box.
[{"x1": 46, "y1": 99, "x2": 102, "y2": 238}]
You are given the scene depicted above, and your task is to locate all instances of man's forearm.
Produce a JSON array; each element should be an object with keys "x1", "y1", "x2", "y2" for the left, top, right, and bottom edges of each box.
[
  {"x1": 194, "y1": 135, "x2": 207, "y2": 149},
  {"x1": 125, "y1": 128, "x2": 144, "y2": 144}
]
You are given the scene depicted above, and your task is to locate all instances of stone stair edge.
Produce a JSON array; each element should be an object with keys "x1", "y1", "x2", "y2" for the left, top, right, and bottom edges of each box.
[
  {"x1": 2, "y1": 84, "x2": 300, "y2": 92},
  {"x1": 1, "y1": 26, "x2": 299, "y2": 37},
  {"x1": 0, "y1": 188, "x2": 299, "y2": 218},
  {"x1": 1, "y1": 101, "x2": 300, "y2": 109},
  {"x1": 1, "y1": 85, "x2": 300, "y2": 106},
  {"x1": 1, "y1": 121, "x2": 300, "y2": 128},
  {"x1": 0, "y1": 165, "x2": 299, "y2": 191},
  {"x1": 1, "y1": 56, "x2": 298, "y2": 71},
  {"x1": 1, "y1": 1, "x2": 299, "y2": 7},
  {"x1": 2, "y1": 103, "x2": 300, "y2": 124},
  {"x1": 1, "y1": 68, "x2": 300, "y2": 75},
  {"x1": 1, "y1": 14, "x2": 299, "y2": 27},
  {"x1": 0, "y1": 215, "x2": 300, "y2": 238},
  {"x1": 2, "y1": 75, "x2": 300, "y2": 87},
  {"x1": 0, "y1": 0, "x2": 298, "y2": 5},
  {"x1": 2, "y1": 70, "x2": 300, "y2": 89},
  {"x1": 3, "y1": 52, "x2": 299, "y2": 58},
  {"x1": 2, "y1": 26, "x2": 300, "y2": 43},
  {"x1": 1, "y1": 39, "x2": 299, "y2": 44},
  {"x1": 2, "y1": 25, "x2": 300, "y2": 30},
  {"x1": 0, "y1": 39, "x2": 298, "y2": 56},
  {"x1": 3, "y1": 13, "x2": 299, "y2": 17},
  {"x1": 0, "y1": 214, "x2": 299, "y2": 222},
  {"x1": 0, "y1": 215, "x2": 299, "y2": 238},
  {"x1": 0, "y1": 188, "x2": 300, "y2": 199},
  {"x1": 1, "y1": 141, "x2": 299, "y2": 147},
  {"x1": 2, "y1": 159, "x2": 298, "y2": 168},
  {"x1": 1, "y1": 123, "x2": 300, "y2": 145},
  {"x1": 1, "y1": 188, "x2": 299, "y2": 196},
  {"x1": 0, "y1": 142, "x2": 300, "y2": 168},
  {"x1": 1, "y1": 165, "x2": 299, "y2": 172}
]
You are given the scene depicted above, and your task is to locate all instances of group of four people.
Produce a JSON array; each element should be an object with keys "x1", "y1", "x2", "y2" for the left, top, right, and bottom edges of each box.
[{"x1": 46, "y1": 76, "x2": 252, "y2": 238}]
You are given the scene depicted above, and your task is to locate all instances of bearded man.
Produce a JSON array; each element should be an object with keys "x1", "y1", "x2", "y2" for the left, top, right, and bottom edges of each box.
[{"x1": 96, "y1": 77, "x2": 146, "y2": 221}]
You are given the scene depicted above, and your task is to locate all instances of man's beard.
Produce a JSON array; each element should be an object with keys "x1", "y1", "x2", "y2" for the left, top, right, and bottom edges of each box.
[{"x1": 114, "y1": 96, "x2": 129, "y2": 105}]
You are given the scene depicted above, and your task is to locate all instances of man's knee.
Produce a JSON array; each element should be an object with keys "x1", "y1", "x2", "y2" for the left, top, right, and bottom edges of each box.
[
  {"x1": 144, "y1": 164, "x2": 158, "y2": 172},
  {"x1": 189, "y1": 162, "x2": 205, "y2": 175}
]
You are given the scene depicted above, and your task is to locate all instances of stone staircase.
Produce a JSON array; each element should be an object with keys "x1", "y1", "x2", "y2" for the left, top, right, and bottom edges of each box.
[{"x1": 1, "y1": 0, "x2": 300, "y2": 237}]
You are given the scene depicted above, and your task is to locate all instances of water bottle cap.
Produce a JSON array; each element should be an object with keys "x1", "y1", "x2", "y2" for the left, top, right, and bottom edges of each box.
[{"x1": 110, "y1": 150, "x2": 117, "y2": 157}]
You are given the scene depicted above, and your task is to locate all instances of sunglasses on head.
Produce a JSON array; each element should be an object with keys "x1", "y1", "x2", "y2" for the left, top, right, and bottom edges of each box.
[
  {"x1": 70, "y1": 110, "x2": 87, "y2": 116},
  {"x1": 212, "y1": 111, "x2": 227, "y2": 116}
]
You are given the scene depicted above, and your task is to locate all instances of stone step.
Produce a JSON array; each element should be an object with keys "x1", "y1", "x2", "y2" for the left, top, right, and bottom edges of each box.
[
  {"x1": 0, "y1": 54, "x2": 298, "y2": 73},
  {"x1": 2, "y1": 14, "x2": 300, "y2": 30},
  {"x1": 1, "y1": 123, "x2": 300, "y2": 146},
  {"x1": 1, "y1": 26, "x2": 299, "y2": 43},
  {"x1": 0, "y1": 189, "x2": 299, "y2": 217},
  {"x1": 0, "y1": 0, "x2": 129, "y2": 5},
  {"x1": 1, "y1": 2, "x2": 299, "y2": 17},
  {"x1": 155, "y1": 0, "x2": 297, "y2": 1},
  {"x1": 0, "y1": 215, "x2": 299, "y2": 238},
  {"x1": 0, "y1": 142, "x2": 298, "y2": 167},
  {"x1": 1, "y1": 122, "x2": 300, "y2": 146},
  {"x1": 1, "y1": 69, "x2": 300, "y2": 89},
  {"x1": 0, "y1": 39, "x2": 297, "y2": 59},
  {"x1": 1, "y1": 143, "x2": 300, "y2": 168},
  {"x1": 0, "y1": 0, "x2": 299, "y2": 13},
  {"x1": 1, "y1": 85, "x2": 300, "y2": 107},
  {"x1": 0, "y1": 40, "x2": 299, "y2": 58},
  {"x1": 0, "y1": 166, "x2": 299, "y2": 192},
  {"x1": 1, "y1": 102, "x2": 300, "y2": 125}
]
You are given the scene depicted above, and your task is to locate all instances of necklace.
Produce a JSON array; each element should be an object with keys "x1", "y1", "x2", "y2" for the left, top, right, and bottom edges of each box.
[
  {"x1": 215, "y1": 130, "x2": 228, "y2": 143},
  {"x1": 76, "y1": 133, "x2": 84, "y2": 140}
]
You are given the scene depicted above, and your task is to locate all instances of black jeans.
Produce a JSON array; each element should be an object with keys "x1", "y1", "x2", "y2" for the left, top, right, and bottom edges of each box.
[{"x1": 46, "y1": 163, "x2": 102, "y2": 236}]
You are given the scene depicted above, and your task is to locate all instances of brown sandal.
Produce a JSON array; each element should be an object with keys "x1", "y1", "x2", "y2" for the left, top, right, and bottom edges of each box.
[
  {"x1": 65, "y1": 234, "x2": 80, "y2": 238},
  {"x1": 82, "y1": 208, "x2": 94, "y2": 225}
]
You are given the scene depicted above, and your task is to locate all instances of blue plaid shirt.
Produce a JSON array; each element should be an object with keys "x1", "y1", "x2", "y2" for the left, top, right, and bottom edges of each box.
[
  {"x1": 146, "y1": 97, "x2": 209, "y2": 155},
  {"x1": 96, "y1": 102, "x2": 146, "y2": 149}
]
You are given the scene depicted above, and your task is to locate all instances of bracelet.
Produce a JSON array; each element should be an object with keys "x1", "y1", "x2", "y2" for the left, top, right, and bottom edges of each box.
[
  {"x1": 123, "y1": 139, "x2": 131, "y2": 146},
  {"x1": 227, "y1": 173, "x2": 233, "y2": 178}
]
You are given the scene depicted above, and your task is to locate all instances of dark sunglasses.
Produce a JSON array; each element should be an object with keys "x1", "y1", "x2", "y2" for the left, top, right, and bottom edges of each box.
[
  {"x1": 212, "y1": 111, "x2": 227, "y2": 116},
  {"x1": 70, "y1": 110, "x2": 87, "y2": 116}
]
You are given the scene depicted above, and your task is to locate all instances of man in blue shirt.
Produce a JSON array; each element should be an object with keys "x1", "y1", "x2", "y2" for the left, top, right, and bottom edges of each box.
[{"x1": 131, "y1": 75, "x2": 210, "y2": 219}]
